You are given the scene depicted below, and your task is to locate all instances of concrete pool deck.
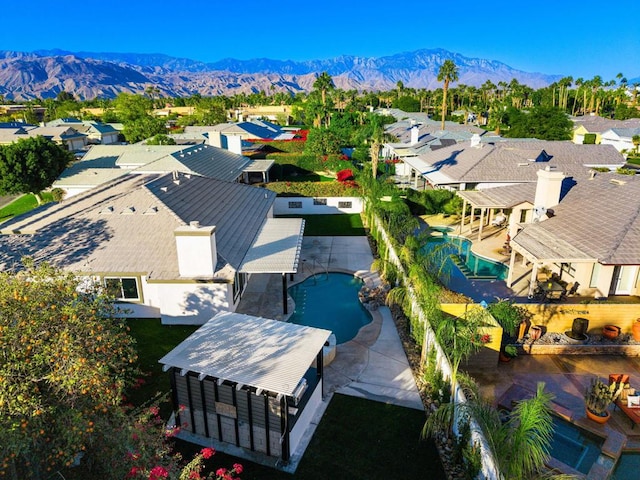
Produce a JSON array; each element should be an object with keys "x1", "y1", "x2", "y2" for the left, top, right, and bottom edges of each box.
[{"x1": 236, "y1": 236, "x2": 424, "y2": 411}]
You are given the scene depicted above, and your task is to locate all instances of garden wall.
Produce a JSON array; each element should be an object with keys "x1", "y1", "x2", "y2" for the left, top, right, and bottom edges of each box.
[{"x1": 273, "y1": 196, "x2": 363, "y2": 215}]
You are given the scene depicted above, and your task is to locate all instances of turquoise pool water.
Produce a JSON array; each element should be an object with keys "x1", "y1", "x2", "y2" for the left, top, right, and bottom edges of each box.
[
  {"x1": 550, "y1": 416, "x2": 603, "y2": 474},
  {"x1": 613, "y1": 452, "x2": 640, "y2": 480},
  {"x1": 423, "y1": 235, "x2": 508, "y2": 280},
  {"x1": 288, "y1": 272, "x2": 372, "y2": 344}
]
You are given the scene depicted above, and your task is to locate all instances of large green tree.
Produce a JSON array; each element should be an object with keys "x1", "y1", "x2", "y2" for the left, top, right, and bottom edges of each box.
[
  {"x1": 0, "y1": 136, "x2": 72, "y2": 205},
  {"x1": 504, "y1": 106, "x2": 572, "y2": 140},
  {"x1": 0, "y1": 261, "x2": 138, "y2": 479},
  {"x1": 437, "y1": 59, "x2": 459, "y2": 130}
]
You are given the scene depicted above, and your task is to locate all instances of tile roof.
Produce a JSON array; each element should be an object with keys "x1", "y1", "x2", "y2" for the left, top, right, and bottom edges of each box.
[
  {"x1": 0, "y1": 172, "x2": 276, "y2": 278},
  {"x1": 136, "y1": 144, "x2": 251, "y2": 182},
  {"x1": 509, "y1": 173, "x2": 640, "y2": 264},
  {"x1": 159, "y1": 312, "x2": 331, "y2": 396},
  {"x1": 415, "y1": 140, "x2": 624, "y2": 186}
]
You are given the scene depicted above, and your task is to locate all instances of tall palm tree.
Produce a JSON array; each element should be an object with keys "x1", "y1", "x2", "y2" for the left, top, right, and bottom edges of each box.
[
  {"x1": 313, "y1": 71, "x2": 334, "y2": 107},
  {"x1": 437, "y1": 59, "x2": 459, "y2": 130}
]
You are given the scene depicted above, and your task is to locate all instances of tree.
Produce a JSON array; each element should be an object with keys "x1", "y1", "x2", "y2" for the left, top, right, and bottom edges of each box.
[
  {"x1": 437, "y1": 60, "x2": 459, "y2": 130},
  {"x1": 0, "y1": 261, "x2": 138, "y2": 479},
  {"x1": 633, "y1": 134, "x2": 640, "y2": 154},
  {"x1": 504, "y1": 106, "x2": 572, "y2": 140},
  {"x1": 122, "y1": 116, "x2": 166, "y2": 143},
  {"x1": 0, "y1": 136, "x2": 72, "y2": 205},
  {"x1": 145, "y1": 134, "x2": 176, "y2": 145},
  {"x1": 303, "y1": 127, "x2": 341, "y2": 155},
  {"x1": 312, "y1": 72, "x2": 335, "y2": 128}
]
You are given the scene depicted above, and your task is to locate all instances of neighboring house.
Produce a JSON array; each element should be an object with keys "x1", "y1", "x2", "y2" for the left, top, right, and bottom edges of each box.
[
  {"x1": 230, "y1": 105, "x2": 293, "y2": 124},
  {"x1": 457, "y1": 169, "x2": 640, "y2": 300},
  {"x1": 397, "y1": 138, "x2": 625, "y2": 191},
  {"x1": 46, "y1": 118, "x2": 121, "y2": 144},
  {"x1": 159, "y1": 311, "x2": 330, "y2": 466},
  {"x1": 600, "y1": 127, "x2": 640, "y2": 153},
  {"x1": 185, "y1": 120, "x2": 290, "y2": 142},
  {"x1": 52, "y1": 142, "x2": 272, "y2": 197},
  {"x1": 571, "y1": 115, "x2": 640, "y2": 145},
  {"x1": 0, "y1": 125, "x2": 87, "y2": 150},
  {"x1": 0, "y1": 172, "x2": 304, "y2": 324}
]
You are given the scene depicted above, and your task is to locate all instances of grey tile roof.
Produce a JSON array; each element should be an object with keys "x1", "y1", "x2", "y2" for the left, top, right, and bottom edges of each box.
[
  {"x1": 416, "y1": 140, "x2": 624, "y2": 186},
  {"x1": 513, "y1": 173, "x2": 640, "y2": 264},
  {"x1": 136, "y1": 144, "x2": 251, "y2": 182},
  {"x1": 0, "y1": 172, "x2": 276, "y2": 279},
  {"x1": 571, "y1": 115, "x2": 640, "y2": 133},
  {"x1": 159, "y1": 311, "x2": 331, "y2": 396}
]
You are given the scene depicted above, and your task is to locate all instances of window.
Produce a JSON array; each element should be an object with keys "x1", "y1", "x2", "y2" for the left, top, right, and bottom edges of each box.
[
  {"x1": 233, "y1": 272, "x2": 247, "y2": 302},
  {"x1": 560, "y1": 263, "x2": 576, "y2": 278},
  {"x1": 519, "y1": 209, "x2": 527, "y2": 223},
  {"x1": 338, "y1": 201, "x2": 352, "y2": 209},
  {"x1": 288, "y1": 201, "x2": 302, "y2": 209},
  {"x1": 589, "y1": 263, "x2": 601, "y2": 288},
  {"x1": 313, "y1": 198, "x2": 327, "y2": 206},
  {"x1": 105, "y1": 277, "x2": 140, "y2": 301}
]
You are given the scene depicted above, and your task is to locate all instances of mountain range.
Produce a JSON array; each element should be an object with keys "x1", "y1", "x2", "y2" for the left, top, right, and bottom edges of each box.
[{"x1": 0, "y1": 48, "x2": 562, "y2": 101}]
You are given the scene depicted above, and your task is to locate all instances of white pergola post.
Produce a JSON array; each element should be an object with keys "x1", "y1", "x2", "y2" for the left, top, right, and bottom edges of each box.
[
  {"x1": 477, "y1": 208, "x2": 485, "y2": 242},
  {"x1": 460, "y1": 199, "x2": 467, "y2": 233},
  {"x1": 506, "y1": 249, "x2": 517, "y2": 287}
]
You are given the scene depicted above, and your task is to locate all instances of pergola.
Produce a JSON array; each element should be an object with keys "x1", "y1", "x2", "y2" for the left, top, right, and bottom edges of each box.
[
  {"x1": 456, "y1": 190, "x2": 510, "y2": 242},
  {"x1": 508, "y1": 226, "x2": 594, "y2": 297},
  {"x1": 239, "y1": 217, "x2": 305, "y2": 314}
]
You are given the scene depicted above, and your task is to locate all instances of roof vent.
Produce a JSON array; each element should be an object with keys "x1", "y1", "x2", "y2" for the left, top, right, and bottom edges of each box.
[
  {"x1": 99, "y1": 206, "x2": 114, "y2": 214},
  {"x1": 589, "y1": 170, "x2": 596, "y2": 180},
  {"x1": 517, "y1": 162, "x2": 529, "y2": 167},
  {"x1": 610, "y1": 178, "x2": 626, "y2": 186},
  {"x1": 121, "y1": 206, "x2": 135, "y2": 215},
  {"x1": 189, "y1": 220, "x2": 200, "y2": 228},
  {"x1": 160, "y1": 186, "x2": 168, "y2": 192},
  {"x1": 173, "y1": 179, "x2": 180, "y2": 185},
  {"x1": 143, "y1": 206, "x2": 158, "y2": 215}
]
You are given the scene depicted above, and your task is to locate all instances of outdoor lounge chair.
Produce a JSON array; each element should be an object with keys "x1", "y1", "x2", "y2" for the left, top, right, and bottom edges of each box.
[{"x1": 491, "y1": 214, "x2": 506, "y2": 227}]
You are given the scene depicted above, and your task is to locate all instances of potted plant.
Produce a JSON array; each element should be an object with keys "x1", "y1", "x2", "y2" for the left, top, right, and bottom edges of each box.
[
  {"x1": 584, "y1": 377, "x2": 624, "y2": 424},
  {"x1": 499, "y1": 345, "x2": 518, "y2": 363}
]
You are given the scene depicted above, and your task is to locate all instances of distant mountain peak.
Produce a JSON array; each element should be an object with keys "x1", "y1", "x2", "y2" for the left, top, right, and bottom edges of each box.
[{"x1": 0, "y1": 48, "x2": 561, "y2": 100}]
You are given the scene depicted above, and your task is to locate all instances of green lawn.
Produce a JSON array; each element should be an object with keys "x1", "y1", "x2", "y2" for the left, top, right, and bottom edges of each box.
[
  {"x1": 126, "y1": 321, "x2": 446, "y2": 479},
  {"x1": 126, "y1": 319, "x2": 198, "y2": 407},
  {"x1": 0, "y1": 192, "x2": 54, "y2": 222},
  {"x1": 177, "y1": 394, "x2": 446, "y2": 480},
  {"x1": 278, "y1": 214, "x2": 365, "y2": 236}
]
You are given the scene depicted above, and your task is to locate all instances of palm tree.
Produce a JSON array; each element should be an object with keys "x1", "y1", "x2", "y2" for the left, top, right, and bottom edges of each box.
[
  {"x1": 437, "y1": 59, "x2": 459, "y2": 130},
  {"x1": 313, "y1": 71, "x2": 334, "y2": 107},
  {"x1": 424, "y1": 382, "x2": 568, "y2": 479},
  {"x1": 571, "y1": 78, "x2": 584, "y2": 115},
  {"x1": 633, "y1": 134, "x2": 640, "y2": 154}
]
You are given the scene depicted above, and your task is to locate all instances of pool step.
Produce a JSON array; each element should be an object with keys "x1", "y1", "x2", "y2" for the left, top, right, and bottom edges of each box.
[{"x1": 449, "y1": 254, "x2": 496, "y2": 281}]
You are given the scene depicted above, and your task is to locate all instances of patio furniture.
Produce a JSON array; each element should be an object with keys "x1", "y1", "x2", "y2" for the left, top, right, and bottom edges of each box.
[
  {"x1": 611, "y1": 374, "x2": 640, "y2": 429},
  {"x1": 537, "y1": 280, "x2": 565, "y2": 302},
  {"x1": 491, "y1": 214, "x2": 506, "y2": 227}
]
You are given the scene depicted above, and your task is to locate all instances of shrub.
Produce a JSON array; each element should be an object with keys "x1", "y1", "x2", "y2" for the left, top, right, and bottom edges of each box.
[
  {"x1": 266, "y1": 181, "x2": 359, "y2": 197},
  {"x1": 336, "y1": 168, "x2": 354, "y2": 182},
  {"x1": 51, "y1": 187, "x2": 65, "y2": 202}
]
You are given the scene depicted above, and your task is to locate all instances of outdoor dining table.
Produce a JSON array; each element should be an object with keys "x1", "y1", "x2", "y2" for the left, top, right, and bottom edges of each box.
[{"x1": 537, "y1": 280, "x2": 565, "y2": 301}]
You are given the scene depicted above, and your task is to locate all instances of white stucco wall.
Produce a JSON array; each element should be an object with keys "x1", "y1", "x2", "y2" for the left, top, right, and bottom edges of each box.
[
  {"x1": 142, "y1": 280, "x2": 232, "y2": 325},
  {"x1": 289, "y1": 379, "x2": 323, "y2": 456},
  {"x1": 273, "y1": 196, "x2": 363, "y2": 215}
]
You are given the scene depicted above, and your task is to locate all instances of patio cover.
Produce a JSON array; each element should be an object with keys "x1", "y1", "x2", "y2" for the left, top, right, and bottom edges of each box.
[
  {"x1": 511, "y1": 226, "x2": 595, "y2": 263},
  {"x1": 239, "y1": 218, "x2": 305, "y2": 274},
  {"x1": 457, "y1": 190, "x2": 507, "y2": 209},
  {"x1": 158, "y1": 312, "x2": 331, "y2": 396}
]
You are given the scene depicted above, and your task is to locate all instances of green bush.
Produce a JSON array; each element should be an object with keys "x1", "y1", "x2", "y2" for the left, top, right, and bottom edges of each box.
[
  {"x1": 51, "y1": 188, "x2": 65, "y2": 202},
  {"x1": 266, "y1": 181, "x2": 359, "y2": 197},
  {"x1": 252, "y1": 140, "x2": 306, "y2": 153},
  {"x1": 583, "y1": 133, "x2": 597, "y2": 144}
]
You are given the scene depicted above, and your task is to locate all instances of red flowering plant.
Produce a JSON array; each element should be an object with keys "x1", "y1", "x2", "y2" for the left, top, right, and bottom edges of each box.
[{"x1": 336, "y1": 168, "x2": 354, "y2": 183}]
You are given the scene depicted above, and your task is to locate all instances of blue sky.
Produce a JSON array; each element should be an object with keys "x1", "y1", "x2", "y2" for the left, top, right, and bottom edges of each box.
[{"x1": 3, "y1": 0, "x2": 638, "y2": 81}]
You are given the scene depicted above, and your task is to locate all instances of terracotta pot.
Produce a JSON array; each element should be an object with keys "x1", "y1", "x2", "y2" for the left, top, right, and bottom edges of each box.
[
  {"x1": 529, "y1": 325, "x2": 543, "y2": 341},
  {"x1": 586, "y1": 408, "x2": 610, "y2": 424},
  {"x1": 499, "y1": 352, "x2": 511, "y2": 363},
  {"x1": 633, "y1": 319, "x2": 640, "y2": 341},
  {"x1": 602, "y1": 324, "x2": 621, "y2": 340}
]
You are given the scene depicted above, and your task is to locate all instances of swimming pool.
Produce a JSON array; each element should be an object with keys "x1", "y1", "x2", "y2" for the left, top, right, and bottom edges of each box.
[
  {"x1": 550, "y1": 416, "x2": 603, "y2": 475},
  {"x1": 423, "y1": 235, "x2": 508, "y2": 280},
  {"x1": 613, "y1": 452, "x2": 640, "y2": 480},
  {"x1": 288, "y1": 272, "x2": 372, "y2": 344}
]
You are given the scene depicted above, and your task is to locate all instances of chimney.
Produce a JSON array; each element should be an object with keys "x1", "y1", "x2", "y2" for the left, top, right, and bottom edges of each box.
[
  {"x1": 174, "y1": 224, "x2": 217, "y2": 277},
  {"x1": 410, "y1": 126, "x2": 419, "y2": 145},
  {"x1": 207, "y1": 131, "x2": 222, "y2": 148},
  {"x1": 226, "y1": 135, "x2": 242, "y2": 155},
  {"x1": 470, "y1": 133, "x2": 482, "y2": 148},
  {"x1": 534, "y1": 167, "x2": 565, "y2": 213}
]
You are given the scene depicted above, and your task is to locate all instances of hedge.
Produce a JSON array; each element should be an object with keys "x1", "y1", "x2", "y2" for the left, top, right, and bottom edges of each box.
[{"x1": 266, "y1": 181, "x2": 360, "y2": 197}]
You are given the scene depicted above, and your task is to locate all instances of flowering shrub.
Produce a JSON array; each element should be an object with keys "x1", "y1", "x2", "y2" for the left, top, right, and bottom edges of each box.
[
  {"x1": 336, "y1": 169, "x2": 354, "y2": 183},
  {"x1": 267, "y1": 181, "x2": 358, "y2": 197}
]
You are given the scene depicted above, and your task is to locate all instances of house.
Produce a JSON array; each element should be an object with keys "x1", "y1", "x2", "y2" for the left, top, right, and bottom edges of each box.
[
  {"x1": 46, "y1": 118, "x2": 121, "y2": 144},
  {"x1": 600, "y1": 127, "x2": 640, "y2": 153},
  {"x1": 159, "y1": 311, "x2": 330, "y2": 468},
  {"x1": 0, "y1": 172, "x2": 304, "y2": 324},
  {"x1": 52, "y1": 142, "x2": 272, "y2": 198},
  {"x1": 571, "y1": 115, "x2": 640, "y2": 145},
  {"x1": 456, "y1": 168, "x2": 640, "y2": 300},
  {"x1": 397, "y1": 139, "x2": 625, "y2": 191},
  {"x1": 0, "y1": 124, "x2": 87, "y2": 150},
  {"x1": 185, "y1": 120, "x2": 290, "y2": 142}
]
